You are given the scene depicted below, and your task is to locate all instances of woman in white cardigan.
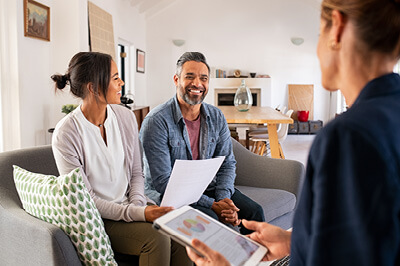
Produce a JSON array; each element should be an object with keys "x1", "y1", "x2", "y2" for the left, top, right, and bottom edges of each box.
[{"x1": 51, "y1": 51, "x2": 191, "y2": 266}]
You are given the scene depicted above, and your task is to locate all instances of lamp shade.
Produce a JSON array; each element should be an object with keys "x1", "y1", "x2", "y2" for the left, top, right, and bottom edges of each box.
[
  {"x1": 291, "y1": 37, "x2": 304, "y2": 46},
  {"x1": 172, "y1": 39, "x2": 185, "y2": 47}
]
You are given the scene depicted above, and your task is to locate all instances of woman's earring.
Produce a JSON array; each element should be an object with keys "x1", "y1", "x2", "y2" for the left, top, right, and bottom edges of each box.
[{"x1": 329, "y1": 40, "x2": 341, "y2": 50}]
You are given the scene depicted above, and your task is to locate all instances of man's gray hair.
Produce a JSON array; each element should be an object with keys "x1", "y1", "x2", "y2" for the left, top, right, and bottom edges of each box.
[{"x1": 175, "y1": 52, "x2": 210, "y2": 76}]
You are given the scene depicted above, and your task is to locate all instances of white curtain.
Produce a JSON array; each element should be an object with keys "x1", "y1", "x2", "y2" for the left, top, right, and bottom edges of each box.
[{"x1": 0, "y1": 0, "x2": 21, "y2": 151}]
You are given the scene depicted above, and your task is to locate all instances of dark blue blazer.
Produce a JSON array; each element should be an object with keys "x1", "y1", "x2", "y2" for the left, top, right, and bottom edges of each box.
[{"x1": 291, "y1": 73, "x2": 400, "y2": 265}]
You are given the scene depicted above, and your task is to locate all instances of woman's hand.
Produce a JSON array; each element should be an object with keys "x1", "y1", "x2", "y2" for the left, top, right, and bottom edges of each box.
[
  {"x1": 144, "y1": 205, "x2": 174, "y2": 222},
  {"x1": 186, "y1": 238, "x2": 230, "y2": 266},
  {"x1": 243, "y1": 219, "x2": 291, "y2": 261}
]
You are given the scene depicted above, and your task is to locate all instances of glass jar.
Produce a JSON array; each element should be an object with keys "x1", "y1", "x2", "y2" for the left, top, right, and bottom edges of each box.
[{"x1": 234, "y1": 79, "x2": 253, "y2": 112}]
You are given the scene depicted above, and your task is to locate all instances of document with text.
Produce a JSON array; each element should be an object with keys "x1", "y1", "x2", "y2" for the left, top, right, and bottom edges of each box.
[{"x1": 160, "y1": 156, "x2": 225, "y2": 208}]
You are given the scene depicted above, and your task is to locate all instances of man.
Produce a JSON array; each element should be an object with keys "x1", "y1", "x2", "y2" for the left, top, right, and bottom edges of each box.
[{"x1": 139, "y1": 52, "x2": 264, "y2": 234}]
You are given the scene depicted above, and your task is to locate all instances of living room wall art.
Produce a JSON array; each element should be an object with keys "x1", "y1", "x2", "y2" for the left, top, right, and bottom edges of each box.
[
  {"x1": 88, "y1": 1, "x2": 116, "y2": 60},
  {"x1": 136, "y1": 49, "x2": 145, "y2": 73},
  {"x1": 24, "y1": 0, "x2": 50, "y2": 41}
]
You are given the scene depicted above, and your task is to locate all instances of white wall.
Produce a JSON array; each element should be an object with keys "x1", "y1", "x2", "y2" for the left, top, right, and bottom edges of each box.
[
  {"x1": 14, "y1": 0, "x2": 146, "y2": 149},
  {"x1": 9, "y1": 0, "x2": 328, "y2": 149},
  {"x1": 146, "y1": 0, "x2": 330, "y2": 122}
]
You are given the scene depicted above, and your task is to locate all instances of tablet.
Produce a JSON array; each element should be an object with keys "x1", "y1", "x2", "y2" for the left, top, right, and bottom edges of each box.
[{"x1": 153, "y1": 206, "x2": 267, "y2": 266}]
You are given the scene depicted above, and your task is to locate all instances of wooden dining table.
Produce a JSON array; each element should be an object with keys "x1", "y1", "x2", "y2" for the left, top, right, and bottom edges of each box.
[{"x1": 218, "y1": 106, "x2": 293, "y2": 159}]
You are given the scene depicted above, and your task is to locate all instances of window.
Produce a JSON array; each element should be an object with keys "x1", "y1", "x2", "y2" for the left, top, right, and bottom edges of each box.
[
  {"x1": 117, "y1": 40, "x2": 135, "y2": 107},
  {"x1": 0, "y1": 0, "x2": 21, "y2": 151},
  {"x1": 118, "y1": 44, "x2": 126, "y2": 96}
]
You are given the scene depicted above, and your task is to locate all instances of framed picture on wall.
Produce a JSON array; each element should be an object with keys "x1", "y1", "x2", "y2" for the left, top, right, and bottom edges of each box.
[
  {"x1": 24, "y1": 0, "x2": 50, "y2": 41},
  {"x1": 136, "y1": 49, "x2": 145, "y2": 73}
]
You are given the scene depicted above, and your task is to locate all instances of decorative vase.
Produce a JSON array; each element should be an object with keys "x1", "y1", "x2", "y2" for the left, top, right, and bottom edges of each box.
[
  {"x1": 234, "y1": 79, "x2": 253, "y2": 112},
  {"x1": 297, "y1": 110, "x2": 309, "y2": 122}
]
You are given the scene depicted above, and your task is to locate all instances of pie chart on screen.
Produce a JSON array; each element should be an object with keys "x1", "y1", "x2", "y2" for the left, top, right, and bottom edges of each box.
[{"x1": 183, "y1": 219, "x2": 205, "y2": 233}]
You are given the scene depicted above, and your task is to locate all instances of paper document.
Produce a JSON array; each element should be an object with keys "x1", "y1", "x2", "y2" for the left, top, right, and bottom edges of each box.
[{"x1": 160, "y1": 156, "x2": 225, "y2": 208}]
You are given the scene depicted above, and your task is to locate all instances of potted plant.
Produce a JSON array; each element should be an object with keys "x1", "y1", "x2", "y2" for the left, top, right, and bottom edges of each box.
[{"x1": 61, "y1": 104, "x2": 78, "y2": 115}]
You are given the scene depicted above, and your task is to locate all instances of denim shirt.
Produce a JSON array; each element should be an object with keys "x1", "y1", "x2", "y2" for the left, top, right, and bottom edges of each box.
[{"x1": 139, "y1": 96, "x2": 236, "y2": 208}]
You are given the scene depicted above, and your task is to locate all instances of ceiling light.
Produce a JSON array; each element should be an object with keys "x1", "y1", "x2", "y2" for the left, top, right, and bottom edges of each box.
[
  {"x1": 291, "y1": 37, "x2": 304, "y2": 46},
  {"x1": 172, "y1": 39, "x2": 185, "y2": 47}
]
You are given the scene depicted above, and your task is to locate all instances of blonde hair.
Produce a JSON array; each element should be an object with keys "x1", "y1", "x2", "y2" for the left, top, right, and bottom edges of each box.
[{"x1": 321, "y1": 0, "x2": 400, "y2": 57}]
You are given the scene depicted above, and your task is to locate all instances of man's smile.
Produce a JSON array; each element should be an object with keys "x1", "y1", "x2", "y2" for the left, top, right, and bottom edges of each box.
[{"x1": 187, "y1": 86, "x2": 205, "y2": 95}]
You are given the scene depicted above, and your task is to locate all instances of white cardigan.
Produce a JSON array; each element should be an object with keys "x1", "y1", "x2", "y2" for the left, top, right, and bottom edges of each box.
[{"x1": 52, "y1": 104, "x2": 147, "y2": 222}]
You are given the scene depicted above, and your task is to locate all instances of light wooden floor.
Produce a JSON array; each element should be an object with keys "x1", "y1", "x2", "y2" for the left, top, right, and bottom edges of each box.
[
  {"x1": 281, "y1": 135, "x2": 315, "y2": 166},
  {"x1": 243, "y1": 134, "x2": 315, "y2": 167}
]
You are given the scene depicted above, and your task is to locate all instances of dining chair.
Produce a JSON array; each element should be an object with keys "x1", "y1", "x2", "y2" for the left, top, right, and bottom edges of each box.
[
  {"x1": 249, "y1": 109, "x2": 294, "y2": 158},
  {"x1": 245, "y1": 105, "x2": 288, "y2": 149}
]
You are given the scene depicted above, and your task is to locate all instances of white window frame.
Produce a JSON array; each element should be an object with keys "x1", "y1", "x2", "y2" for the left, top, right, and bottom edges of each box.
[{"x1": 0, "y1": 0, "x2": 21, "y2": 151}]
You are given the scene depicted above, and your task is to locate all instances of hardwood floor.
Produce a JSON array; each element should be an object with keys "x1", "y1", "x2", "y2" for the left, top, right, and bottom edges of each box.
[
  {"x1": 242, "y1": 134, "x2": 315, "y2": 167},
  {"x1": 281, "y1": 135, "x2": 315, "y2": 166}
]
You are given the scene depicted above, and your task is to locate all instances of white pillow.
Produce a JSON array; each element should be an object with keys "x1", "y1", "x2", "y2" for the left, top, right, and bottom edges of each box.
[{"x1": 13, "y1": 166, "x2": 117, "y2": 265}]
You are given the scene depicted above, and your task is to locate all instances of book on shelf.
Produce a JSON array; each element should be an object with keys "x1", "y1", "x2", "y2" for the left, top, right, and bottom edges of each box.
[{"x1": 215, "y1": 69, "x2": 226, "y2": 78}]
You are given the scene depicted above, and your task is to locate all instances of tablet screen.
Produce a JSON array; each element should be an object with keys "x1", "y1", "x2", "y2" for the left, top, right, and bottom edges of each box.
[{"x1": 164, "y1": 208, "x2": 260, "y2": 265}]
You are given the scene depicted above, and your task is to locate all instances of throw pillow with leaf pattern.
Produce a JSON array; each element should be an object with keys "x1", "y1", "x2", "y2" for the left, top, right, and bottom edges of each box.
[{"x1": 13, "y1": 166, "x2": 116, "y2": 266}]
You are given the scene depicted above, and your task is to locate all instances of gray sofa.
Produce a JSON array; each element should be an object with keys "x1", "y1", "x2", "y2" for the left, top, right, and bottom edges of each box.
[
  {"x1": 0, "y1": 140, "x2": 304, "y2": 265},
  {"x1": 231, "y1": 138, "x2": 304, "y2": 229}
]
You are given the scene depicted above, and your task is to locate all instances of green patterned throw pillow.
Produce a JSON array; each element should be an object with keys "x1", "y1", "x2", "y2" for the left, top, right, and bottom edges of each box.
[{"x1": 13, "y1": 166, "x2": 117, "y2": 266}]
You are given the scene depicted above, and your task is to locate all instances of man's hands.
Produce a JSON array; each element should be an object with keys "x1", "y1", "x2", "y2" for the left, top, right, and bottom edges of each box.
[
  {"x1": 186, "y1": 239, "x2": 230, "y2": 266},
  {"x1": 144, "y1": 205, "x2": 174, "y2": 222},
  {"x1": 211, "y1": 198, "x2": 240, "y2": 226},
  {"x1": 244, "y1": 220, "x2": 291, "y2": 261}
]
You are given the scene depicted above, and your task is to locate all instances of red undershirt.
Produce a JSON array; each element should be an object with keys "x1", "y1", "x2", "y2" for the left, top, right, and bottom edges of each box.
[{"x1": 184, "y1": 116, "x2": 201, "y2": 160}]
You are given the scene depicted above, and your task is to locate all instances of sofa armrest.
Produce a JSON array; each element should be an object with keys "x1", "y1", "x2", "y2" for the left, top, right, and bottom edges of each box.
[
  {"x1": 232, "y1": 138, "x2": 305, "y2": 198},
  {"x1": 0, "y1": 187, "x2": 81, "y2": 266}
]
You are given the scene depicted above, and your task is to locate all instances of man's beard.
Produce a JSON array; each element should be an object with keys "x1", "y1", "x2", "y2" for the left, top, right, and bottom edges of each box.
[{"x1": 178, "y1": 84, "x2": 207, "y2": 105}]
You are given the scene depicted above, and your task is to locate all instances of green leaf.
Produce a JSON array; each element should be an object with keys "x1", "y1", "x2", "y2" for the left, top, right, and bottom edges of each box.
[
  {"x1": 78, "y1": 243, "x2": 84, "y2": 253},
  {"x1": 86, "y1": 211, "x2": 93, "y2": 220},
  {"x1": 70, "y1": 183, "x2": 77, "y2": 193},
  {"x1": 78, "y1": 204, "x2": 85, "y2": 213},
  {"x1": 71, "y1": 207, "x2": 78, "y2": 215},
  {"x1": 57, "y1": 198, "x2": 62, "y2": 208},
  {"x1": 65, "y1": 227, "x2": 72, "y2": 235},
  {"x1": 94, "y1": 220, "x2": 100, "y2": 228},
  {"x1": 79, "y1": 214, "x2": 86, "y2": 223},
  {"x1": 63, "y1": 208, "x2": 70, "y2": 216},
  {"x1": 77, "y1": 192, "x2": 84, "y2": 202},
  {"x1": 85, "y1": 252, "x2": 92, "y2": 261},
  {"x1": 64, "y1": 217, "x2": 71, "y2": 226},
  {"x1": 71, "y1": 234, "x2": 78, "y2": 243},
  {"x1": 94, "y1": 240, "x2": 100, "y2": 249},
  {"x1": 85, "y1": 242, "x2": 92, "y2": 251},
  {"x1": 79, "y1": 224, "x2": 86, "y2": 234},
  {"x1": 70, "y1": 195, "x2": 77, "y2": 205},
  {"x1": 62, "y1": 185, "x2": 69, "y2": 196},
  {"x1": 93, "y1": 250, "x2": 99, "y2": 260},
  {"x1": 61, "y1": 104, "x2": 78, "y2": 115},
  {"x1": 87, "y1": 222, "x2": 93, "y2": 232}
]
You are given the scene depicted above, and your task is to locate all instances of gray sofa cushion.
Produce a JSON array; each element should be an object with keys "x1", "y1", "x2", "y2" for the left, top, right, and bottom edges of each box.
[{"x1": 235, "y1": 186, "x2": 296, "y2": 223}]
